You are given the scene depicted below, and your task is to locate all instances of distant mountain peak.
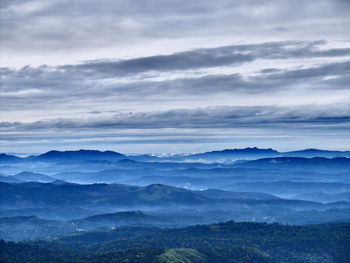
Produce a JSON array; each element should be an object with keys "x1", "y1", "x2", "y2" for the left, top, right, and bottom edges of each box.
[
  {"x1": 221, "y1": 147, "x2": 278, "y2": 153},
  {"x1": 42, "y1": 149, "x2": 124, "y2": 156},
  {"x1": 35, "y1": 149, "x2": 126, "y2": 162},
  {"x1": 290, "y1": 148, "x2": 329, "y2": 153},
  {"x1": 145, "y1": 183, "x2": 177, "y2": 190},
  {"x1": 118, "y1": 158, "x2": 138, "y2": 163},
  {"x1": 282, "y1": 148, "x2": 350, "y2": 157},
  {"x1": 202, "y1": 147, "x2": 279, "y2": 155},
  {"x1": 0, "y1": 153, "x2": 22, "y2": 163},
  {"x1": 14, "y1": 171, "x2": 57, "y2": 183}
]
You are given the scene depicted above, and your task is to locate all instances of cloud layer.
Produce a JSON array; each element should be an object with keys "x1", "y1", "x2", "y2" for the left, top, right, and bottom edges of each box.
[
  {"x1": 1, "y1": 0, "x2": 350, "y2": 67},
  {"x1": 2, "y1": 41, "x2": 350, "y2": 112},
  {"x1": 1, "y1": 0, "x2": 349, "y2": 153},
  {"x1": 2, "y1": 104, "x2": 349, "y2": 131}
]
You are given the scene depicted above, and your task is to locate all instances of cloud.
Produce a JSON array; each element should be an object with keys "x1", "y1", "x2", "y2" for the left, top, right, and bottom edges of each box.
[
  {"x1": 1, "y1": 1, "x2": 349, "y2": 153},
  {"x1": 2, "y1": 104, "x2": 349, "y2": 132},
  {"x1": 1, "y1": 41, "x2": 349, "y2": 91},
  {"x1": 57, "y1": 41, "x2": 350, "y2": 77},
  {"x1": 1, "y1": 51, "x2": 349, "y2": 113},
  {"x1": 1, "y1": 0, "x2": 350, "y2": 68}
]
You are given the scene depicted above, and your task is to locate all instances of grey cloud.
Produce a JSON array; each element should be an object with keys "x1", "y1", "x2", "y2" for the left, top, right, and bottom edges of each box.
[
  {"x1": 2, "y1": 41, "x2": 349, "y2": 92},
  {"x1": 58, "y1": 41, "x2": 350, "y2": 77},
  {"x1": 1, "y1": 0, "x2": 349, "y2": 57},
  {"x1": 2, "y1": 41, "x2": 349, "y2": 82},
  {"x1": 268, "y1": 61, "x2": 350, "y2": 79},
  {"x1": 1, "y1": 58, "x2": 350, "y2": 111},
  {"x1": 2, "y1": 104, "x2": 349, "y2": 131},
  {"x1": 1, "y1": 0, "x2": 349, "y2": 152}
]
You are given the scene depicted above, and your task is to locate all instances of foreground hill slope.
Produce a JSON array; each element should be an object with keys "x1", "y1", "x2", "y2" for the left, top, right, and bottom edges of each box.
[
  {"x1": 0, "y1": 243, "x2": 275, "y2": 263},
  {"x1": 1, "y1": 221, "x2": 349, "y2": 263}
]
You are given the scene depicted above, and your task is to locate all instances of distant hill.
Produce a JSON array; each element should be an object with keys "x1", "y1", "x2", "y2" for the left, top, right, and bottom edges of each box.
[
  {"x1": 0, "y1": 212, "x2": 166, "y2": 241},
  {"x1": 234, "y1": 157, "x2": 350, "y2": 173},
  {"x1": 0, "y1": 182, "x2": 344, "y2": 218},
  {"x1": 195, "y1": 189, "x2": 280, "y2": 200},
  {"x1": 295, "y1": 191, "x2": 350, "y2": 203},
  {"x1": 179, "y1": 147, "x2": 279, "y2": 162},
  {"x1": 0, "y1": 182, "x2": 210, "y2": 207},
  {"x1": 165, "y1": 148, "x2": 350, "y2": 162},
  {"x1": 0, "y1": 215, "x2": 53, "y2": 225},
  {"x1": 227, "y1": 181, "x2": 350, "y2": 196},
  {"x1": 2, "y1": 148, "x2": 350, "y2": 165},
  {"x1": 0, "y1": 216, "x2": 73, "y2": 241},
  {"x1": 0, "y1": 154, "x2": 22, "y2": 164},
  {"x1": 13, "y1": 172, "x2": 57, "y2": 183},
  {"x1": 0, "y1": 175, "x2": 23, "y2": 183},
  {"x1": 75, "y1": 210, "x2": 149, "y2": 223},
  {"x1": 70, "y1": 211, "x2": 166, "y2": 230},
  {"x1": 33, "y1": 149, "x2": 126, "y2": 162},
  {"x1": 283, "y1": 148, "x2": 350, "y2": 158}
]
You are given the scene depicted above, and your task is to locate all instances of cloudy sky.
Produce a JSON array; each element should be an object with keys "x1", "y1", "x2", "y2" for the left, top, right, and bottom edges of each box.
[{"x1": 1, "y1": 0, "x2": 350, "y2": 154}]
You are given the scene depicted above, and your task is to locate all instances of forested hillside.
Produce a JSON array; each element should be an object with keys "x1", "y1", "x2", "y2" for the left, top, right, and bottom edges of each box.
[{"x1": 1, "y1": 221, "x2": 349, "y2": 263}]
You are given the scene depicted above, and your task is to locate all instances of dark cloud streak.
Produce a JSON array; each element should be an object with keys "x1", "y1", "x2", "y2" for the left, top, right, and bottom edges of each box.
[
  {"x1": 2, "y1": 105, "x2": 349, "y2": 132},
  {"x1": 1, "y1": 41, "x2": 350, "y2": 111},
  {"x1": 59, "y1": 41, "x2": 350, "y2": 77}
]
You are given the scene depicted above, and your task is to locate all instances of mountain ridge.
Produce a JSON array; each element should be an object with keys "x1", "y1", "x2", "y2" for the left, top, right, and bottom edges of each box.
[{"x1": 2, "y1": 148, "x2": 350, "y2": 163}]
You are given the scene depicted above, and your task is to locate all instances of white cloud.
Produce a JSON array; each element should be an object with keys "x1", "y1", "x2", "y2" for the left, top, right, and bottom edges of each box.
[{"x1": 1, "y1": 0, "x2": 349, "y2": 153}]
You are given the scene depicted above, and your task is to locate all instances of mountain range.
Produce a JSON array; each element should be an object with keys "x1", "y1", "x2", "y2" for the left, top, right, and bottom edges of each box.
[
  {"x1": 2, "y1": 148, "x2": 350, "y2": 164},
  {"x1": 1, "y1": 147, "x2": 350, "y2": 262}
]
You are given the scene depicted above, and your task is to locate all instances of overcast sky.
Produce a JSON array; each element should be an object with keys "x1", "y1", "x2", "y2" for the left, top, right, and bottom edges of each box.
[{"x1": 1, "y1": 0, "x2": 350, "y2": 154}]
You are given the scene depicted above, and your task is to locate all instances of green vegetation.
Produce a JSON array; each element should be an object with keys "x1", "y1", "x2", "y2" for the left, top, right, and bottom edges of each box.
[
  {"x1": 1, "y1": 221, "x2": 349, "y2": 263},
  {"x1": 0, "y1": 243, "x2": 275, "y2": 263},
  {"x1": 156, "y1": 248, "x2": 206, "y2": 263}
]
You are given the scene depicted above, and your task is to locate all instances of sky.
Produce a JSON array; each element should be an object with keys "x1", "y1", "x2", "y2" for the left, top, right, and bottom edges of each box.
[{"x1": 0, "y1": 0, "x2": 350, "y2": 154}]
